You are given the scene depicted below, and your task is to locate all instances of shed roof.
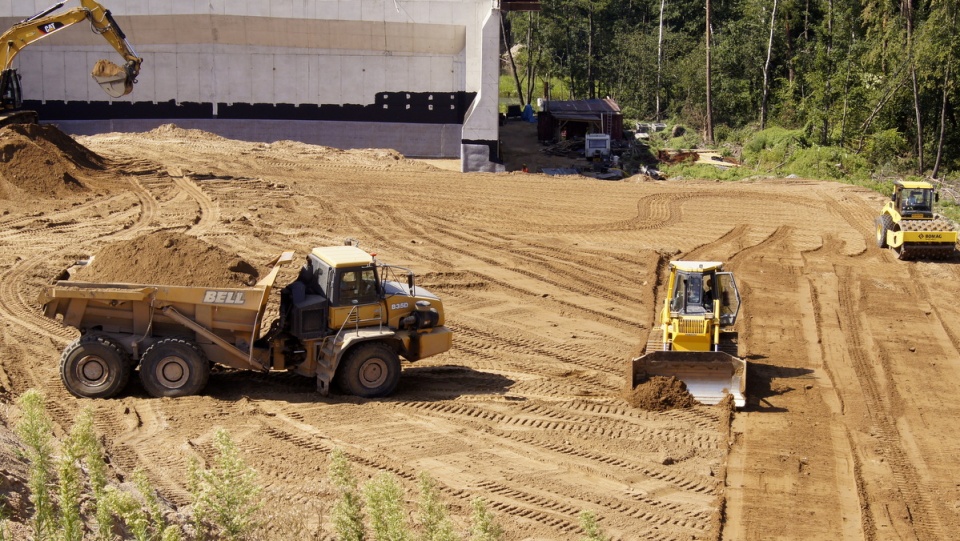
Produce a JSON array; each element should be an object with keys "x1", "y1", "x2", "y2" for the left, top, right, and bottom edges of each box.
[{"x1": 543, "y1": 98, "x2": 621, "y2": 121}]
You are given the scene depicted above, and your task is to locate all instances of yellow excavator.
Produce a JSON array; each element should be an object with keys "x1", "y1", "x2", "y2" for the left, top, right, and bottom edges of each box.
[
  {"x1": 630, "y1": 261, "x2": 746, "y2": 408},
  {"x1": 876, "y1": 180, "x2": 958, "y2": 260},
  {"x1": 0, "y1": 0, "x2": 142, "y2": 125}
]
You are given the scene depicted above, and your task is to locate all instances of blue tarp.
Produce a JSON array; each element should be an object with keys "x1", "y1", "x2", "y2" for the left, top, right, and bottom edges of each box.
[{"x1": 522, "y1": 104, "x2": 536, "y2": 122}]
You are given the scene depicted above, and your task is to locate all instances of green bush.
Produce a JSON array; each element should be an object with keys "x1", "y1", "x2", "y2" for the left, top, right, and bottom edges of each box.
[
  {"x1": 188, "y1": 429, "x2": 262, "y2": 540},
  {"x1": 15, "y1": 390, "x2": 55, "y2": 541},
  {"x1": 468, "y1": 499, "x2": 504, "y2": 541},
  {"x1": 416, "y1": 472, "x2": 457, "y2": 541},
  {"x1": 578, "y1": 510, "x2": 609, "y2": 541},
  {"x1": 329, "y1": 449, "x2": 365, "y2": 541},
  {"x1": 363, "y1": 473, "x2": 410, "y2": 541}
]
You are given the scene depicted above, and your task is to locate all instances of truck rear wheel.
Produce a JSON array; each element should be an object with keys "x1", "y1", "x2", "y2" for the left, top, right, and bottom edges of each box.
[
  {"x1": 336, "y1": 343, "x2": 401, "y2": 398},
  {"x1": 139, "y1": 338, "x2": 210, "y2": 398},
  {"x1": 60, "y1": 334, "x2": 131, "y2": 399}
]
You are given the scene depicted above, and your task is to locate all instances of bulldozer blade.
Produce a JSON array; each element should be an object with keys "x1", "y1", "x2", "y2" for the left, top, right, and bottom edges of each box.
[{"x1": 631, "y1": 351, "x2": 746, "y2": 408}]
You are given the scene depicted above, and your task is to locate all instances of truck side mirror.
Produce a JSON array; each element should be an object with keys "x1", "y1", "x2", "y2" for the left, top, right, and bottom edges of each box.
[
  {"x1": 935, "y1": 193, "x2": 940, "y2": 202},
  {"x1": 408, "y1": 273, "x2": 415, "y2": 289}
]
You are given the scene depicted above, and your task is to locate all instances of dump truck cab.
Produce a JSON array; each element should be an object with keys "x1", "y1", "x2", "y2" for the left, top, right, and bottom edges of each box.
[
  {"x1": 632, "y1": 260, "x2": 746, "y2": 407},
  {"x1": 279, "y1": 245, "x2": 451, "y2": 396}
]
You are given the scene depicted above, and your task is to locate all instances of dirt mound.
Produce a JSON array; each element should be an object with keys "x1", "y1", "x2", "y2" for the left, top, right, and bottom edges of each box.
[
  {"x1": 73, "y1": 232, "x2": 260, "y2": 287},
  {"x1": 0, "y1": 123, "x2": 107, "y2": 200},
  {"x1": 626, "y1": 376, "x2": 698, "y2": 411},
  {"x1": 147, "y1": 123, "x2": 227, "y2": 141}
]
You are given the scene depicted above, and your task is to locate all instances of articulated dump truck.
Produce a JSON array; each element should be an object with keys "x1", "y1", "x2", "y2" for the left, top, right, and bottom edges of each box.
[
  {"x1": 630, "y1": 261, "x2": 746, "y2": 408},
  {"x1": 39, "y1": 245, "x2": 452, "y2": 399}
]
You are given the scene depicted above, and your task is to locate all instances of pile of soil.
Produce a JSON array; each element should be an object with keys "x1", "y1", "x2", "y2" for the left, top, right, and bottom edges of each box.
[
  {"x1": 626, "y1": 376, "x2": 698, "y2": 411},
  {"x1": 73, "y1": 232, "x2": 260, "y2": 287},
  {"x1": 0, "y1": 123, "x2": 107, "y2": 200}
]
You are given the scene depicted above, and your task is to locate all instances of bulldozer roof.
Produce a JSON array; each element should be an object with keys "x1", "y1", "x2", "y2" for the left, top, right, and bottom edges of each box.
[
  {"x1": 311, "y1": 245, "x2": 373, "y2": 268},
  {"x1": 670, "y1": 260, "x2": 724, "y2": 272}
]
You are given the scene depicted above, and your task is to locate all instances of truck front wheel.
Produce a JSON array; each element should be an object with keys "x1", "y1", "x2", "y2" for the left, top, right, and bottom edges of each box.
[
  {"x1": 139, "y1": 338, "x2": 210, "y2": 398},
  {"x1": 61, "y1": 334, "x2": 131, "y2": 399},
  {"x1": 336, "y1": 343, "x2": 401, "y2": 398}
]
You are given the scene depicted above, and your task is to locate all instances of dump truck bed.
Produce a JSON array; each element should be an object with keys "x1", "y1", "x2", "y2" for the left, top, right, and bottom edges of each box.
[{"x1": 38, "y1": 252, "x2": 294, "y2": 370}]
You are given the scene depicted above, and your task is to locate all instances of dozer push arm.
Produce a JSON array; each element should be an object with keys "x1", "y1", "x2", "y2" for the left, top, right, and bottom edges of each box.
[{"x1": 0, "y1": 0, "x2": 142, "y2": 106}]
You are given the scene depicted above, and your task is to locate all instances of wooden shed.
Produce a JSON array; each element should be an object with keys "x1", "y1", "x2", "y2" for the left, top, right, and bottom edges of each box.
[{"x1": 537, "y1": 98, "x2": 623, "y2": 142}]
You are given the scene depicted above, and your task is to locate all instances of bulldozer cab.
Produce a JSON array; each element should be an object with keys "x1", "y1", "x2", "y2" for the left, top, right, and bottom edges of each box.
[{"x1": 668, "y1": 266, "x2": 740, "y2": 325}]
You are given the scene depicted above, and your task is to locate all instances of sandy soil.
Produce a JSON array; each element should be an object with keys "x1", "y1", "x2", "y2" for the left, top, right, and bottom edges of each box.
[{"x1": 1, "y1": 120, "x2": 960, "y2": 540}]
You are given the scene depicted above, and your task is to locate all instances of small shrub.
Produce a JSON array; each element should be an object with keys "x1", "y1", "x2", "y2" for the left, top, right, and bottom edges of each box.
[
  {"x1": 468, "y1": 498, "x2": 504, "y2": 541},
  {"x1": 188, "y1": 429, "x2": 262, "y2": 540},
  {"x1": 363, "y1": 473, "x2": 410, "y2": 541},
  {"x1": 329, "y1": 449, "x2": 365, "y2": 541},
  {"x1": 416, "y1": 473, "x2": 457, "y2": 541},
  {"x1": 578, "y1": 510, "x2": 609, "y2": 541},
  {"x1": 15, "y1": 390, "x2": 55, "y2": 541}
]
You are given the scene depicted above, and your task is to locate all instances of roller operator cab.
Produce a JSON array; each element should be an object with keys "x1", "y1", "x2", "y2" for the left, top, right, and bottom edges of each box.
[
  {"x1": 632, "y1": 261, "x2": 747, "y2": 408},
  {"x1": 876, "y1": 180, "x2": 958, "y2": 260}
]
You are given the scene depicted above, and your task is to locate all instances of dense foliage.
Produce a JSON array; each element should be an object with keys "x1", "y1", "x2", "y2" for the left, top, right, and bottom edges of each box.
[{"x1": 503, "y1": 0, "x2": 960, "y2": 177}]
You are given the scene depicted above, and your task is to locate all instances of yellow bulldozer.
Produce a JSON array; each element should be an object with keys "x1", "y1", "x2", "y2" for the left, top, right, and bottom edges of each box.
[
  {"x1": 630, "y1": 261, "x2": 746, "y2": 408},
  {"x1": 875, "y1": 180, "x2": 958, "y2": 260}
]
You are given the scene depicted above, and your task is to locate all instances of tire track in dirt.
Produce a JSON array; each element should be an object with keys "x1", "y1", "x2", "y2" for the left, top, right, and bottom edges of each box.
[
  {"x1": 338, "y1": 204, "x2": 643, "y2": 331},
  {"x1": 833, "y1": 265, "x2": 944, "y2": 540}
]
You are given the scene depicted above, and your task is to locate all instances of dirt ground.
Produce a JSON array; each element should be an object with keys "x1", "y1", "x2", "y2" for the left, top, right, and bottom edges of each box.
[{"x1": 2, "y1": 119, "x2": 960, "y2": 540}]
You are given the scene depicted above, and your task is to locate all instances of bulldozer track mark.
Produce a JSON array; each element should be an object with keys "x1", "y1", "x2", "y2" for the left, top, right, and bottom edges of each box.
[
  {"x1": 429, "y1": 218, "x2": 649, "y2": 306},
  {"x1": 831, "y1": 267, "x2": 945, "y2": 540},
  {"x1": 454, "y1": 325, "x2": 623, "y2": 389},
  {"x1": 400, "y1": 399, "x2": 716, "y2": 451},
  {"x1": 494, "y1": 430, "x2": 722, "y2": 497}
]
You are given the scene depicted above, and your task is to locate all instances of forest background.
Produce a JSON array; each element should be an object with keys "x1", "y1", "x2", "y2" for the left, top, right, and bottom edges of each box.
[{"x1": 500, "y1": 0, "x2": 960, "y2": 182}]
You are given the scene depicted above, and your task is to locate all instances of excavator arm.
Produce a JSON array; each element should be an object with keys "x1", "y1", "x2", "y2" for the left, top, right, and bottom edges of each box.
[{"x1": 0, "y1": 0, "x2": 142, "y2": 110}]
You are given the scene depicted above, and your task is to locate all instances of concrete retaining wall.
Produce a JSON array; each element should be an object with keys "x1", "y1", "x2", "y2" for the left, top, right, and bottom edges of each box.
[{"x1": 0, "y1": 0, "x2": 502, "y2": 170}]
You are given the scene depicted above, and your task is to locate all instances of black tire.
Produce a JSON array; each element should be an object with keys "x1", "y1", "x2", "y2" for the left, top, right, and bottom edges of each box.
[
  {"x1": 60, "y1": 334, "x2": 131, "y2": 399},
  {"x1": 335, "y1": 342, "x2": 401, "y2": 398},
  {"x1": 876, "y1": 215, "x2": 893, "y2": 248},
  {"x1": 139, "y1": 338, "x2": 210, "y2": 398}
]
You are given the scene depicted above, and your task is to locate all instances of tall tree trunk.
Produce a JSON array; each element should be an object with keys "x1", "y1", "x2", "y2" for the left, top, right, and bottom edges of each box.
[
  {"x1": 761, "y1": 0, "x2": 779, "y2": 129},
  {"x1": 821, "y1": 0, "x2": 832, "y2": 145},
  {"x1": 525, "y1": 12, "x2": 535, "y2": 106},
  {"x1": 656, "y1": 0, "x2": 666, "y2": 120},
  {"x1": 588, "y1": 8, "x2": 596, "y2": 99},
  {"x1": 933, "y1": 63, "x2": 950, "y2": 178},
  {"x1": 705, "y1": 0, "x2": 714, "y2": 144},
  {"x1": 905, "y1": 0, "x2": 923, "y2": 173},
  {"x1": 501, "y1": 14, "x2": 526, "y2": 106}
]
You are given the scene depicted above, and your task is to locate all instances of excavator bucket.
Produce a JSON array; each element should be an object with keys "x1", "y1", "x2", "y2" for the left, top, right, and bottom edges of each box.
[
  {"x1": 632, "y1": 350, "x2": 746, "y2": 408},
  {"x1": 91, "y1": 59, "x2": 132, "y2": 98}
]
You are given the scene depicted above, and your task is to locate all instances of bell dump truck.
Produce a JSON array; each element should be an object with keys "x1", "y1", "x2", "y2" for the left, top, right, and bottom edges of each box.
[
  {"x1": 875, "y1": 180, "x2": 958, "y2": 260},
  {"x1": 38, "y1": 245, "x2": 452, "y2": 399},
  {"x1": 630, "y1": 261, "x2": 746, "y2": 408}
]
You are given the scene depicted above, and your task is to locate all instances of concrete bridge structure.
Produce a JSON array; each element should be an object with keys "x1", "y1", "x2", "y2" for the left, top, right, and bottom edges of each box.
[{"x1": 0, "y1": 0, "x2": 504, "y2": 171}]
